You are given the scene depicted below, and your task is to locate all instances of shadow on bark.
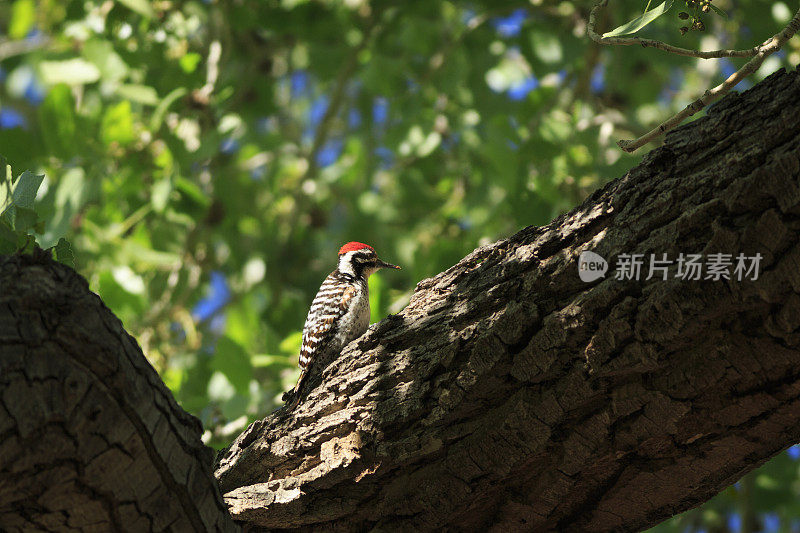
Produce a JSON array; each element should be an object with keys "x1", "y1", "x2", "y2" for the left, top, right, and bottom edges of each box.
[
  {"x1": 214, "y1": 67, "x2": 800, "y2": 531},
  {"x1": 0, "y1": 67, "x2": 799, "y2": 532}
]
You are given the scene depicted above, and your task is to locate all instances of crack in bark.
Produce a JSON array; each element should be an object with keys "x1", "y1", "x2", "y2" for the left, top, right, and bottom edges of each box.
[{"x1": 0, "y1": 256, "x2": 238, "y2": 532}]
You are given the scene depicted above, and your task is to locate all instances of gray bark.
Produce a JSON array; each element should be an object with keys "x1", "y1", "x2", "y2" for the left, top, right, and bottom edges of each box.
[
  {"x1": 214, "y1": 67, "x2": 800, "y2": 531},
  {"x1": 0, "y1": 67, "x2": 799, "y2": 532}
]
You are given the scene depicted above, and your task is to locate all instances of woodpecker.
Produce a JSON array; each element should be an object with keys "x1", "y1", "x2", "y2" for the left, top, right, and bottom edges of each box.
[{"x1": 287, "y1": 242, "x2": 400, "y2": 407}]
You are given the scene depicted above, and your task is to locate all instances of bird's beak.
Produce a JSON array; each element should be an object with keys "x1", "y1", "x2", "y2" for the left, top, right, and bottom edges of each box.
[{"x1": 377, "y1": 260, "x2": 401, "y2": 270}]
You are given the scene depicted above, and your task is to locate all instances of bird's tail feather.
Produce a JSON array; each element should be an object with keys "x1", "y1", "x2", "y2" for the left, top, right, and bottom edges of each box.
[
  {"x1": 283, "y1": 370, "x2": 307, "y2": 409},
  {"x1": 293, "y1": 370, "x2": 307, "y2": 395}
]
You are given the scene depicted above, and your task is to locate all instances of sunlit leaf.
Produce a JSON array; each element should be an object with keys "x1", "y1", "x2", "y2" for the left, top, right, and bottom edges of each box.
[
  {"x1": 602, "y1": 0, "x2": 674, "y2": 37},
  {"x1": 369, "y1": 272, "x2": 383, "y2": 323},
  {"x1": 96, "y1": 269, "x2": 147, "y2": 321},
  {"x1": 9, "y1": 0, "x2": 35, "y2": 40},
  {"x1": 151, "y1": 179, "x2": 172, "y2": 212},
  {"x1": 180, "y1": 53, "x2": 202, "y2": 73},
  {"x1": 0, "y1": 159, "x2": 10, "y2": 210},
  {"x1": 39, "y1": 59, "x2": 101, "y2": 85},
  {"x1": 83, "y1": 39, "x2": 129, "y2": 82},
  {"x1": 101, "y1": 100, "x2": 136, "y2": 146},
  {"x1": 116, "y1": 0, "x2": 155, "y2": 18},
  {"x1": 252, "y1": 354, "x2": 295, "y2": 368},
  {"x1": 529, "y1": 30, "x2": 563, "y2": 64},
  {"x1": 279, "y1": 331, "x2": 303, "y2": 356},
  {"x1": 117, "y1": 240, "x2": 181, "y2": 267},
  {"x1": 117, "y1": 84, "x2": 159, "y2": 106}
]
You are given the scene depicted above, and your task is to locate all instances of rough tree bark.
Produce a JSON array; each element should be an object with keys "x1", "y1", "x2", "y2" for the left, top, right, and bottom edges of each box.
[
  {"x1": 214, "y1": 68, "x2": 800, "y2": 531},
  {"x1": 0, "y1": 67, "x2": 799, "y2": 532},
  {"x1": 0, "y1": 249, "x2": 237, "y2": 531}
]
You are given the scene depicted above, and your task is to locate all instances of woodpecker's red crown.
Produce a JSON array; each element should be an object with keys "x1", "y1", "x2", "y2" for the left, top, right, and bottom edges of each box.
[{"x1": 338, "y1": 242, "x2": 375, "y2": 255}]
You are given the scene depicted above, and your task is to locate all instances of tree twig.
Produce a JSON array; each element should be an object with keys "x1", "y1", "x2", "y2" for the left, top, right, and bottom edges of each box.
[
  {"x1": 193, "y1": 40, "x2": 222, "y2": 105},
  {"x1": 0, "y1": 36, "x2": 51, "y2": 61},
  {"x1": 617, "y1": 6, "x2": 800, "y2": 152},
  {"x1": 588, "y1": 0, "x2": 759, "y2": 59}
]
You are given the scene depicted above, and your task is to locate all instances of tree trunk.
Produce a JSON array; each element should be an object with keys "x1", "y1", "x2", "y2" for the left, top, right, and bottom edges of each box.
[
  {"x1": 2, "y1": 67, "x2": 800, "y2": 532},
  {"x1": 0, "y1": 249, "x2": 238, "y2": 532}
]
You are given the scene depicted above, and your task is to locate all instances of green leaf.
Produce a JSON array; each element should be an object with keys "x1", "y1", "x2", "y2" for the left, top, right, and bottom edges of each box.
[
  {"x1": 101, "y1": 100, "x2": 136, "y2": 146},
  {"x1": 83, "y1": 39, "x2": 129, "y2": 82},
  {"x1": 602, "y1": 0, "x2": 674, "y2": 37},
  {"x1": 150, "y1": 87, "x2": 187, "y2": 131},
  {"x1": 252, "y1": 354, "x2": 295, "y2": 368},
  {"x1": 9, "y1": 0, "x2": 35, "y2": 40},
  {"x1": 708, "y1": 3, "x2": 727, "y2": 18},
  {"x1": 39, "y1": 58, "x2": 102, "y2": 85},
  {"x1": 38, "y1": 167, "x2": 87, "y2": 248},
  {"x1": 151, "y1": 179, "x2": 172, "y2": 212},
  {"x1": 117, "y1": 84, "x2": 159, "y2": 106},
  {"x1": 53, "y1": 237, "x2": 75, "y2": 268},
  {"x1": 38, "y1": 85, "x2": 78, "y2": 158},
  {"x1": 529, "y1": 30, "x2": 563, "y2": 64},
  {"x1": 96, "y1": 270, "x2": 146, "y2": 322},
  {"x1": 0, "y1": 219, "x2": 18, "y2": 253},
  {"x1": 279, "y1": 331, "x2": 303, "y2": 355},
  {"x1": 161, "y1": 367, "x2": 185, "y2": 394},
  {"x1": 179, "y1": 53, "x2": 202, "y2": 74},
  {"x1": 368, "y1": 272, "x2": 383, "y2": 323},
  {"x1": 212, "y1": 336, "x2": 253, "y2": 394},
  {"x1": 11, "y1": 170, "x2": 44, "y2": 209},
  {"x1": 117, "y1": 240, "x2": 181, "y2": 267},
  {"x1": 175, "y1": 176, "x2": 211, "y2": 207},
  {"x1": 116, "y1": 0, "x2": 155, "y2": 18},
  {"x1": 9, "y1": 206, "x2": 39, "y2": 232}
]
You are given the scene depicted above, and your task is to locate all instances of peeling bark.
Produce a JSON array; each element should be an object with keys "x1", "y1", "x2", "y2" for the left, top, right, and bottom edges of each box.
[
  {"x1": 214, "y1": 68, "x2": 800, "y2": 531},
  {"x1": 0, "y1": 67, "x2": 799, "y2": 532},
  {"x1": 0, "y1": 250, "x2": 237, "y2": 532}
]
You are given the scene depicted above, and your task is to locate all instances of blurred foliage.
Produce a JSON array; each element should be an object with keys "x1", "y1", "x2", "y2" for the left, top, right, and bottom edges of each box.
[{"x1": 0, "y1": 0, "x2": 798, "y2": 530}]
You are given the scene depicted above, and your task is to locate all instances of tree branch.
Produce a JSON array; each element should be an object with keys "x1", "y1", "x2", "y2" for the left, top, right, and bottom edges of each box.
[
  {"x1": 618, "y1": 8, "x2": 800, "y2": 152},
  {"x1": 589, "y1": 0, "x2": 800, "y2": 152},
  {"x1": 2, "y1": 67, "x2": 800, "y2": 533},
  {"x1": 215, "y1": 67, "x2": 800, "y2": 531},
  {"x1": 0, "y1": 36, "x2": 52, "y2": 62},
  {"x1": 587, "y1": 0, "x2": 759, "y2": 59}
]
